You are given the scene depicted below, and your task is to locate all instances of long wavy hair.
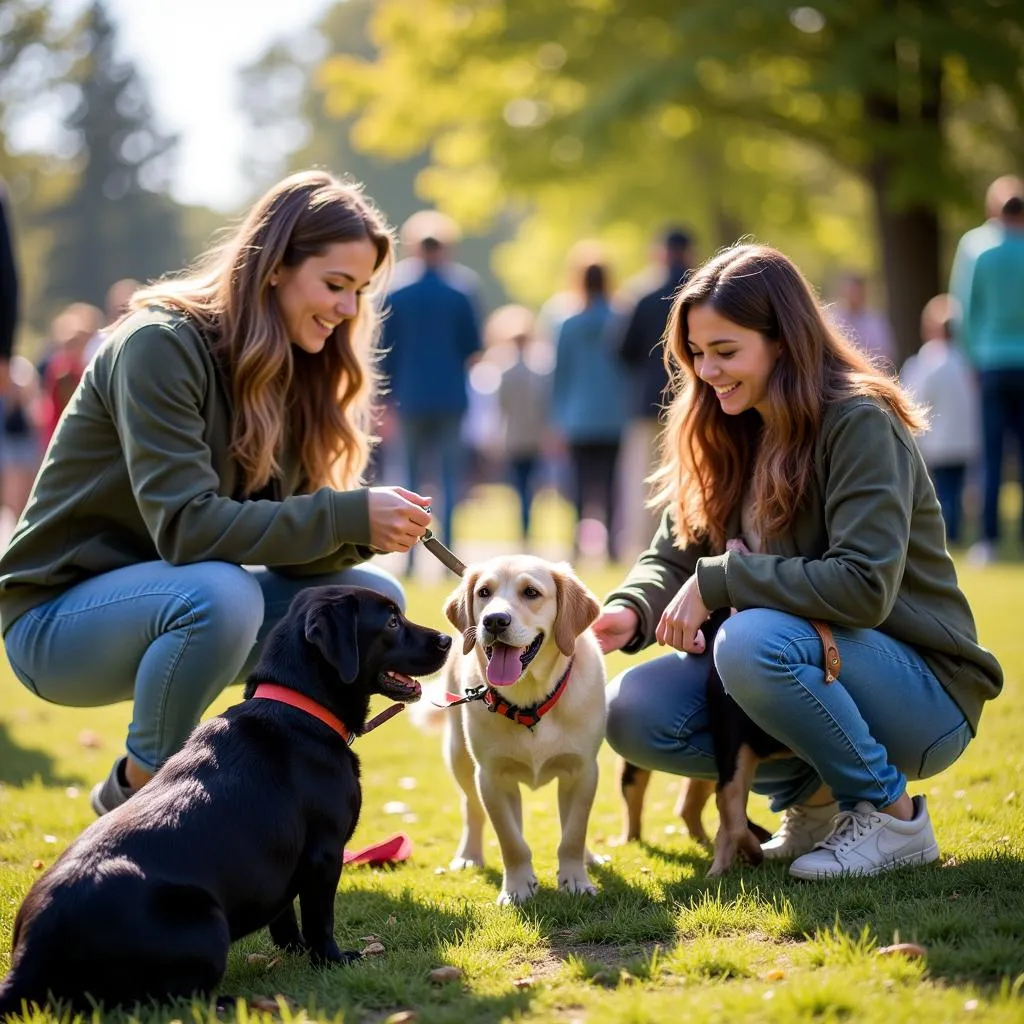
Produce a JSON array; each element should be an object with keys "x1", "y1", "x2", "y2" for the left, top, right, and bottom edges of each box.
[
  {"x1": 652, "y1": 244, "x2": 926, "y2": 551},
  {"x1": 132, "y1": 170, "x2": 394, "y2": 494}
]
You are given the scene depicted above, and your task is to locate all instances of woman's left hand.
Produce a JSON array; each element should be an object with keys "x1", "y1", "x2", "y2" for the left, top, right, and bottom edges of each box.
[{"x1": 656, "y1": 575, "x2": 711, "y2": 654}]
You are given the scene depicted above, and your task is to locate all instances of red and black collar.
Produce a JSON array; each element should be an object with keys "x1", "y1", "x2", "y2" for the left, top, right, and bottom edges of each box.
[{"x1": 446, "y1": 658, "x2": 574, "y2": 730}]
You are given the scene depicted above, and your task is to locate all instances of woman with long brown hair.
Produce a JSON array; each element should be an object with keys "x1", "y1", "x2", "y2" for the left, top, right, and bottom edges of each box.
[
  {"x1": 593, "y1": 244, "x2": 1002, "y2": 879},
  {"x1": 0, "y1": 170, "x2": 433, "y2": 814}
]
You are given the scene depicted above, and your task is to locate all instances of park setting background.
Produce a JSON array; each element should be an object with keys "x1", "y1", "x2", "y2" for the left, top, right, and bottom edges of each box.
[{"x1": 1, "y1": 1, "x2": 1024, "y2": 1022}]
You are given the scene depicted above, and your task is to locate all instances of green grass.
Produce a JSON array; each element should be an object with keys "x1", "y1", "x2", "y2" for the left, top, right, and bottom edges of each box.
[{"x1": 2, "y1": 487, "x2": 1023, "y2": 1023}]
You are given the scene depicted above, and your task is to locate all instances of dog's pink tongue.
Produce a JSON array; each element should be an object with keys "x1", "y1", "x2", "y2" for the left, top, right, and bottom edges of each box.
[{"x1": 486, "y1": 643, "x2": 525, "y2": 686}]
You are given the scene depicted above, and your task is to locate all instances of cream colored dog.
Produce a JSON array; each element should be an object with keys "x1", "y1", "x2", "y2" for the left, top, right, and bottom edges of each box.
[{"x1": 421, "y1": 555, "x2": 605, "y2": 905}]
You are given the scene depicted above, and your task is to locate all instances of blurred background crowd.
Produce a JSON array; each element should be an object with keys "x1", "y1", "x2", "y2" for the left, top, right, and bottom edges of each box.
[{"x1": 0, "y1": 0, "x2": 1022, "y2": 571}]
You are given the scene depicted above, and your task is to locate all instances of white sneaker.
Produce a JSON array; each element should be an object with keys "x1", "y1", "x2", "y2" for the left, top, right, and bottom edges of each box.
[
  {"x1": 789, "y1": 795, "x2": 939, "y2": 880},
  {"x1": 760, "y1": 801, "x2": 839, "y2": 861}
]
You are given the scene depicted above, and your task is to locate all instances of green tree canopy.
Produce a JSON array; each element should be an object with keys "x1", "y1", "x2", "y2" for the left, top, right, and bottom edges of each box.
[{"x1": 322, "y1": 0, "x2": 1024, "y2": 359}]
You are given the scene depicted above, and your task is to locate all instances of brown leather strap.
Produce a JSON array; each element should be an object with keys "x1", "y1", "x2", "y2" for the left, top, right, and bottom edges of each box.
[{"x1": 810, "y1": 619, "x2": 841, "y2": 683}]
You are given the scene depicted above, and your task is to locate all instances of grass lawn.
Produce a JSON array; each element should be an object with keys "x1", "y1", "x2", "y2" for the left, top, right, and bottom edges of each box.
[{"x1": 1, "y1": 487, "x2": 1023, "y2": 1023}]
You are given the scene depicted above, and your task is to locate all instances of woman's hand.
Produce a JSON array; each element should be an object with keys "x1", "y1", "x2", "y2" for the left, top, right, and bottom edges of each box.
[
  {"x1": 367, "y1": 486, "x2": 432, "y2": 553},
  {"x1": 656, "y1": 575, "x2": 710, "y2": 654},
  {"x1": 592, "y1": 606, "x2": 640, "y2": 654}
]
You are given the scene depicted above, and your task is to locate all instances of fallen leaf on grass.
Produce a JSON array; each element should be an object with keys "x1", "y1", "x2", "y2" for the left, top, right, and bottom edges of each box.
[
  {"x1": 762, "y1": 969, "x2": 786, "y2": 981},
  {"x1": 385, "y1": 1012, "x2": 418, "y2": 1024},
  {"x1": 513, "y1": 977, "x2": 534, "y2": 989},
  {"x1": 77, "y1": 729, "x2": 103, "y2": 749},
  {"x1": 248, "y1": 995, "x2": 297, "y2": 1013},
  {"x1": 362, "y1": 941, "x2": 386, "y2": 956},
  {"x1": 878, "y1": 942, "x2": 926, "y2": 959},
  {"x1": 31, "y1": 859, "x2": 45, "y2": 870},
  {"x1": 429, "y1": 966, "x2": 463, "y2": 983}
]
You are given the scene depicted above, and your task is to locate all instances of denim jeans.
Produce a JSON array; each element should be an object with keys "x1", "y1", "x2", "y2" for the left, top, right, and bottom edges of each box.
[
  {"x1": 4, "y1": 559, "x2": 404, "y2": 772},
  {"x1": 979, "y1": 369, "x2": 1024, "y2": 544},
  {"x1": 605, "y1": 608, "x2": 972, "y2": 812}
]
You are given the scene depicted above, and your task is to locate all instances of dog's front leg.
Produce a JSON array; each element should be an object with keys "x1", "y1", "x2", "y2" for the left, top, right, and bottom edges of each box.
[
  {"x1": 556, "y1": 762, "x2": 599, "y2": 896},
  {"x1": 445, "y1": 711, "x2": 486, "y2": 870},
  {"x1": 477, "y1": 770, "x2": 536, "y2": 904},
  {"x1": 268, "y1": 902, "x2": 307, "y2": 953},
  {"x1": 298, "y1": 853, "x2": 360, "y2": 967}
]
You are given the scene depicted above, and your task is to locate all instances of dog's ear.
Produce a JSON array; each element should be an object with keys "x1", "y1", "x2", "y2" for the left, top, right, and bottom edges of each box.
[
  {"x1": 304, "y1": 594, "x2": 360, "y2": 683},
  {"x1": 552, "y1": 565, "x2": 601, "y2": 657},
  {"x1": 444, "y1": 571, "x2": 479, "y2": 656}
]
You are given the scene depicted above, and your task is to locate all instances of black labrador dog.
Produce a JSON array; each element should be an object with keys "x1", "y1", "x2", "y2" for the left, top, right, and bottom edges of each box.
[{"x1": 0, "y1": 585, "x2": 451, "y2": 1015}]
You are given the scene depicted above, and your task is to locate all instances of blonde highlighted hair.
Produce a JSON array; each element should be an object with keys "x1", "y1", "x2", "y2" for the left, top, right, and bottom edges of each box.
[
  {"x1": 652, "y1": 244, "x2": 926, "y2": 551},
  {"x1": 132, "y1": 170, "x2": 394, "y2": 495}
]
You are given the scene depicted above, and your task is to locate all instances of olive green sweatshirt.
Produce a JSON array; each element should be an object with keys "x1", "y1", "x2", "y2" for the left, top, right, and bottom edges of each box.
[
  {"x1": 0, "y1": 308, "x2": 376, "y2": 632},
  {"x1": 604, "y1": 397, "x2": 1002, "y2": 733}
]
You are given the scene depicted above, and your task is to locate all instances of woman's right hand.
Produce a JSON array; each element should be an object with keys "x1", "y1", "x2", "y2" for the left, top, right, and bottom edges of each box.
[
  {"x1": 592, "y1": 605, "x2": 640, "y2": 654},
  {"x1": 366, "y1": 486, "x2": 433, "y2": 553}
]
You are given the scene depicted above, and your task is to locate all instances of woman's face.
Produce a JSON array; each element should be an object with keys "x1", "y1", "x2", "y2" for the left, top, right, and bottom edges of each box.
[
  {"x1": 685, "y1": 302, "x2": 781, "y2": 418},
  {"x1": 271, "y1": 238, "x2": 379, "y2": 354}
]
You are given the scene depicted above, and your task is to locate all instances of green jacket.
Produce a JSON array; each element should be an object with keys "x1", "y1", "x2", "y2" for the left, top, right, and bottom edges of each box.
[
  {"x1": 605, "y1": 396, "x2": 1002, "y2": 733},
  {"x1": 0, "y1": 307, "x2": 375, "y2": 632}
]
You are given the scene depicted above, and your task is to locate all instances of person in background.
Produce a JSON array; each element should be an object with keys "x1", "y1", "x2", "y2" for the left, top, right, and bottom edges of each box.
[
  {"x1": 952, "y1": 187, "x2": 1024, "y2": 565},
  {"x1": 829, "y1": 271, "x2": 896, "y2": 368},
  {"x1": 594, "y1": 243, "x2": 1001, "y2": 880},
  {"x1": 493, "y1": 304, "x2": 553, "y2": 546},
  {"x1": 84, "y1": 277, "x2": 142, "y2": 364},
  {"x1": 617, "y1": 226, "x2": 695, "y2": 558},
  {"x1": 39, "y1": 302, "x2": 102, "y2": 448},
  {"x1": 551, "y1": 256, "x2": 629, "y2": 562},
  {"x1": 0, "y1": 355, "x2": 43, "y2": 522},
  {"x1": 900, "y1": 295, "x2": 980, "y2": 547},
  {"x1": 0, "y1": 179, "x2": 17, "y2": 392},
  {"x1": 381, "y1": 226, "x2": 481, "y2": 561},
  {"x1": 0, "y1": 170, "x2": 432, "y2": 815}
]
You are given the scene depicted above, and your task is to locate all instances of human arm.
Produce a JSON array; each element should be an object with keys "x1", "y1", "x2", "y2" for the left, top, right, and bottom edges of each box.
[
  {"x1": 695, "y1": 401, "x2": 915, "y2": 627},
  {"x1": 108, "y1": 323, "x2": 429, "y2": 566}
]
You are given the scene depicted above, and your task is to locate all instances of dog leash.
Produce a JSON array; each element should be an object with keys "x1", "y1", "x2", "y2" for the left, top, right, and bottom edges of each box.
[{"x1": 420, "y1": 527, "x2": 467, "y2": 577}]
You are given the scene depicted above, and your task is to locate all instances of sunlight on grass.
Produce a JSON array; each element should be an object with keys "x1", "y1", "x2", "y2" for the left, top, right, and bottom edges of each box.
[{"x1": 2, "y1": 485, "x2": 1024, "y2": 1022}]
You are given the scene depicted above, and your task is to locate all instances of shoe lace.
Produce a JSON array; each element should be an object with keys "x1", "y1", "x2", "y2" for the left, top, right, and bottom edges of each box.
[{"x1": 817, "y1": 807, "x2": 881, "y2": 852}]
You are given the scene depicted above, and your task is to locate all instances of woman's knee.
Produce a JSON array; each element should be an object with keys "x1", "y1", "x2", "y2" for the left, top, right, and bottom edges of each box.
[
  {"x1": 185, "y1": 562, "x2": 265, "y2": 657},
  {"x1": 712, "y1": 608, "x2": 787, "y2": 702}
]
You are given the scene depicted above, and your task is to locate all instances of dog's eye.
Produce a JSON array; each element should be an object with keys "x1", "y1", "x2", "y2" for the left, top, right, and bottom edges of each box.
[
  {"x1": 523, "y1": 586, "x2": 541, "y2": 599},
  {"x1": 476, "y1": 586, "x2": 491, "y2": 599},
  {"x1": 388, "y1": 613, "x2": 400, "y2": 629}
]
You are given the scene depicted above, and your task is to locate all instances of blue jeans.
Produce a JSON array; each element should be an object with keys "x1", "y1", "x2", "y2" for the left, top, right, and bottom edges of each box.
[
  {"x1": 979, "y1": 369, "x2": 1024, "y2": 544},
  {"x1": 398, "y1": 413, "x2": 464, "y2": 547},
  {"x1": 3, "y1": 560, "x2": 404, "y2": 772},
  {"x1": 605, "y1": 609, "x2": 972, "y2": 812}
]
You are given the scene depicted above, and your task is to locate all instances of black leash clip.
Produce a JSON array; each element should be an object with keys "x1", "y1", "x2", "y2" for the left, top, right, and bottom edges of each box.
[{"x1": 432, "y1": 684, "x2": 488, "y2": 709}]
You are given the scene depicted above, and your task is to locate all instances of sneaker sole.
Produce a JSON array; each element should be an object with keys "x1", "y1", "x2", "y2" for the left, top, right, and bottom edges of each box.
[{"x1": 789, "y1": 842, "x2": 940, "y2": 880}]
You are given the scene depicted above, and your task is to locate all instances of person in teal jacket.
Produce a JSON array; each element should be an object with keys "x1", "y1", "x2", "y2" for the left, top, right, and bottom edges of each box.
[
  {"x1": 0, "y1": 170, "x2": 434, "y2": 814},
  {"x1": 594, "y1": 244, "x2": 1002, "y2": 880}
]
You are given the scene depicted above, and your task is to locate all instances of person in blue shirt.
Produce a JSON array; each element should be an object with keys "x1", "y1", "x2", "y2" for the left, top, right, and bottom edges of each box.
[
  {"x1": 951, "y1": 187, "x2": 1024, "y2": 564},
  {"x1": 381, "y1": 233, "x2": 481, "y2": 558},
  {"x1": 551, "y1": 258, "x2": 630, "y2": 562}
]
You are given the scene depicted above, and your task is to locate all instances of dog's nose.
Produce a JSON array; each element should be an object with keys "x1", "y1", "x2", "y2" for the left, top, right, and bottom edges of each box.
[
  {"x1": 438, "y1": 633, "x2": 452, "y2": 650},
  {"x1": 482, "y1": 611, "x2": 511, "y2": 634}
]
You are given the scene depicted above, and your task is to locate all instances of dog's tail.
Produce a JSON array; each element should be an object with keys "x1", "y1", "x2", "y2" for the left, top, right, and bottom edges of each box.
[{"x1": 407, "y1": 678, "x2": 451, "y2": 734}]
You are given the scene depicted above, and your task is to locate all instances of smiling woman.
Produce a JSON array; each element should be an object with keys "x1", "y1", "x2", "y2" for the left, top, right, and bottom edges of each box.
[{"x1": 0, "y1": 169, "x2": 435, "y2": 814}]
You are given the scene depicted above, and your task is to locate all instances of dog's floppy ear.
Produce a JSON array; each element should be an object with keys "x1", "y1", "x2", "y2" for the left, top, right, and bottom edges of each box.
[
  {"x1": 304, "y1": 593, "x2": 360, "y2": 683},
  {"x1": 552, "y1": 565, "x2": 601, "y2": 657},
  {"x1": 444, "y1": 571, "x2": 479, "y2": 656}
]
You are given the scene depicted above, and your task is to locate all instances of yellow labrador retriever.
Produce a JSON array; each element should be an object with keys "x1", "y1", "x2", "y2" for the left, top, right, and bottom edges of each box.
[{"x1": 423, "y1": 555, "x2": 605, "y2": 905}]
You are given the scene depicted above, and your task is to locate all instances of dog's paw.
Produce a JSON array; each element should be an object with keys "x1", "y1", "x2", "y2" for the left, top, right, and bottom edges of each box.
[
  {"x1": 449, "y1": 853, "x2": 484, "y2": 871},
  {"x1": 311, "y1": 942, "x2": 361, "y2": 967},
  {"x1": 497, "y1": 873, "x2": 538, "y2": 905},
  {"x1": 558, "y1": 869, "x2": 597, "y2": 896}
]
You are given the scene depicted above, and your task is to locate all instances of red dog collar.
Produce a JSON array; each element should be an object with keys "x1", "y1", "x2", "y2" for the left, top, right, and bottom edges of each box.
[
  {"x1": 481, "y1": 658, "x2": 574, "y2": 730},
  {"x1": 251, "y1": 683, "x2": 353, "y2": 744}
]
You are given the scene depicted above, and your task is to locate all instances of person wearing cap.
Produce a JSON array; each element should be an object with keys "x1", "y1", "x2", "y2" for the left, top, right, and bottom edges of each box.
[{"x1": 950, "y1": 181, "x2": 1024, "y2": 564}]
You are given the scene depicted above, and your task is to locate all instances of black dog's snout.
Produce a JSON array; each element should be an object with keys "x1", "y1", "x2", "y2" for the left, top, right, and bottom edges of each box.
[
  {"x1": 482, "y1": 611, "x2": 511, "y2": 634},
  {"x1": 437, "y1": 633, "x2": 452, "y2": 650}
]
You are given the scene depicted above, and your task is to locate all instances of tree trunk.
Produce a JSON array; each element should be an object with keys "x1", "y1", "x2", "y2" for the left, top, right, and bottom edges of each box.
[{"x1": 864, "y1": 40, "x2": 944, "y2": 367}]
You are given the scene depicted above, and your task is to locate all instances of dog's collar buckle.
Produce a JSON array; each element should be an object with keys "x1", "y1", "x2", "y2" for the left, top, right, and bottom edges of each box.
[{"x1": 483, "y1": 658, "x2": 574, "y2": 730}]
